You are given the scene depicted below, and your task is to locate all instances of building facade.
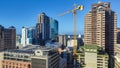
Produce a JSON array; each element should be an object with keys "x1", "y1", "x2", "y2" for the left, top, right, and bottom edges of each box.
[
  {"x1": 67, "y1": 37, "x2": 84, "y2": 51},
  {"x1": 2, "y1": 60, "x2": 31, "y2": 68},
  {"x1": 4, "y1": 26, "x2": 16, "y2": 50},
  {"x1": 117, "y1": 28, "x2": 120, "y2": 44},
  {"x1": 114, "y1": 44, "x2": 120, "y2": 68},
  {"x1": 58, "y1": 35, "x2": 68, "y2": 48},
  {"x1": 59, "y1": 57, "x2": 67, "y2": 68},
  {"x1": 16, "y1": 35, "x2": 21, "y2": 47},
  {"x1": 0, "y1": 52, "x2": 4, "y2": 68},
  {"x1": 36, "y1": 12, "x2": 50, "y2": 45},
  {"x1": 36, "y1": 12, "x2": 59, "y2": 45},
  {"x1": 0, "y1": 25, "x2": 16, "y2": 51},
  {"x1": 21, "y1": 27, "x2": 36, "y2": 47},
  {"x1": 77, "y1": 45, "x2": 108, "y2": 68},
  {"x1": 50, "y1": 18, "x2": 58, "y2": 41},
  {"x1": 31, "y1": 48, "x2": 59, "y2": 68},
  {"x1": 84, "y1": 2, "x2": 117, "y2": 55},
  {"x1": 2, "y1": 45, "x2": 60, "y2": 68},
  {"x1": 0, "y1": 25, "x2": 4, "y2": 51}
]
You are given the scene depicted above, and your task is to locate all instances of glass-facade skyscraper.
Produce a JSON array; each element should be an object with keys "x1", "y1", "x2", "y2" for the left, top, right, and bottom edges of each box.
[
  {"x1": 36, "y1": 12, "x2": 59, "y2": 45},
  {"x1": 36, "y1": 12, "x2": 50, "y2": 45},
  {"x1": 50, "y1": 18, "x2": 58, "y2": 41},
  {"x1": 16, "y1": 34, "x2": 21, "y2": 46},
  {"x1": 21, "y1": 26, "x2": 36, "y2": 47}
]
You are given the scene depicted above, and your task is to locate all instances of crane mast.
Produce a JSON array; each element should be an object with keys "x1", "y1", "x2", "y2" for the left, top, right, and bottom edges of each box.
[{"x1": 59, "y1": 4, "x2": 84, "y2": 68}]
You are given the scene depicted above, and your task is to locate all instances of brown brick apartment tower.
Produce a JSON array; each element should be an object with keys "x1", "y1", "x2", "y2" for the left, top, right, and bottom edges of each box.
[{"x1": 84, "y1": 2, "x2": 117, "y2": 55}]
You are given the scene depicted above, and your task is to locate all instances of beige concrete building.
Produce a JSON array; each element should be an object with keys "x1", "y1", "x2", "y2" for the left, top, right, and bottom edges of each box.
[
  {"x1": 114, "y1": 44, "x2": 120, "y2": 68},
  {"x1": 84, "y1": 2, "x2": 117, "y2": 55},
  {"x1": 2, "y1": 45, "x2": 60, "y2": 68},
  {"x1": 31, "y1": 46, "x2": 59, "y2": 68},
  {"x1": 0, "y1": 52, "x2": 4, "y2": 68},
  {"x1": 77, "y1": 45, "x2": 108, "y2": 68},
  {"x1": 58, "y1": 35, "x2": 68, "y2": 47}
]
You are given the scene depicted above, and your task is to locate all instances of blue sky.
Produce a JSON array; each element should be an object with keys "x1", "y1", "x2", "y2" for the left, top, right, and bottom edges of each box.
[{"x1": 0, "y1": 0, "x2": 120, "y2": 34}]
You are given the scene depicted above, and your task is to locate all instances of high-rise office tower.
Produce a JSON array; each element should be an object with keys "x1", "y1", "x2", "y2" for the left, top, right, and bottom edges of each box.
[
  {"x1": 4, "y1": 26, "x2": 16, "y2": 50},
  {"x1": 84, "y1": 2, "x2": 117, "y2": 55},
  {"x1": 36, "y1": 12, "x2": 50, "y2": 45},
  {"x1": 0, "y1": 25, "x2": 16, "y2": 51},
  {"x1": 50, "y1": 18, "x2": 58, "y2": 41},
  {"x1": 27, "y1": 27, "x2": 36, "y2": 44},
  {"x1": 21, "y1": 26, "x2": 36, "y2": 47},
  {"x1": 36, "y1": 12, "x2": 59, "y2": 45},
  {"x1": 21, "y1": 27, "x2": 27, "y2": 47}
]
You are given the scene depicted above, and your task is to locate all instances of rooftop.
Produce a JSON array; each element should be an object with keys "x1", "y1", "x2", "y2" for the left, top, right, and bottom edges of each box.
[
  {"x1": 5, "y1": 44, "x2": 59, "y2": 54},
  {"x1": 78, "y1": 45, "x2": 107, "y2": 55},
  {"x1": 84, "y1": 45, "x2": 98, "y2": 49}
]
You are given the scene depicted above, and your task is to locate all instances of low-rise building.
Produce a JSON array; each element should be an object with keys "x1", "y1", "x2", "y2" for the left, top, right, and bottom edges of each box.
[
  {"x1": 58, "y1": 35, "x2": 68, "y2": 48},
  {"x1": 67, "y1": 38, "x2": 83, "y2": 51},
  {"x1": 77, "y1": 45, "x2": 108, "y2": 68},
  {"x1": 2, "y1": 45, "x2": 60, "y2": 68},
  {"x1": 59, "y1": 57, "x2": 67, "y2": 68},
  {"x1": 0, "y1": 52, "x2": 4, "y2": 68},
  {"x1": 114, "y1": 44, "x2": 120, "y2": 68}
]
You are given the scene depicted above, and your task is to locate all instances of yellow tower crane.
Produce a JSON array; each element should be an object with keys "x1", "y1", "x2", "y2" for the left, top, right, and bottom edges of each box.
[{"x1": 58, "y1": 4, "x2": 84, "y2": 67}]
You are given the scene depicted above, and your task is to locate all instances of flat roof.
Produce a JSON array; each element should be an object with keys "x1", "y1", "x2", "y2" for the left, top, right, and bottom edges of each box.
[{"x1": 5, "y1": 44, "x2": 58, "y2": 54}]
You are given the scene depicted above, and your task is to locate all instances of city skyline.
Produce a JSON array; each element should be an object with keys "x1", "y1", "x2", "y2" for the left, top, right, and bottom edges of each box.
[
  {"x1": 0, "y1": 1, "x2": 120, "y2": 68},
  {"x1": 0, "y1": 0, "x2": 119, "y2": 34}
]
